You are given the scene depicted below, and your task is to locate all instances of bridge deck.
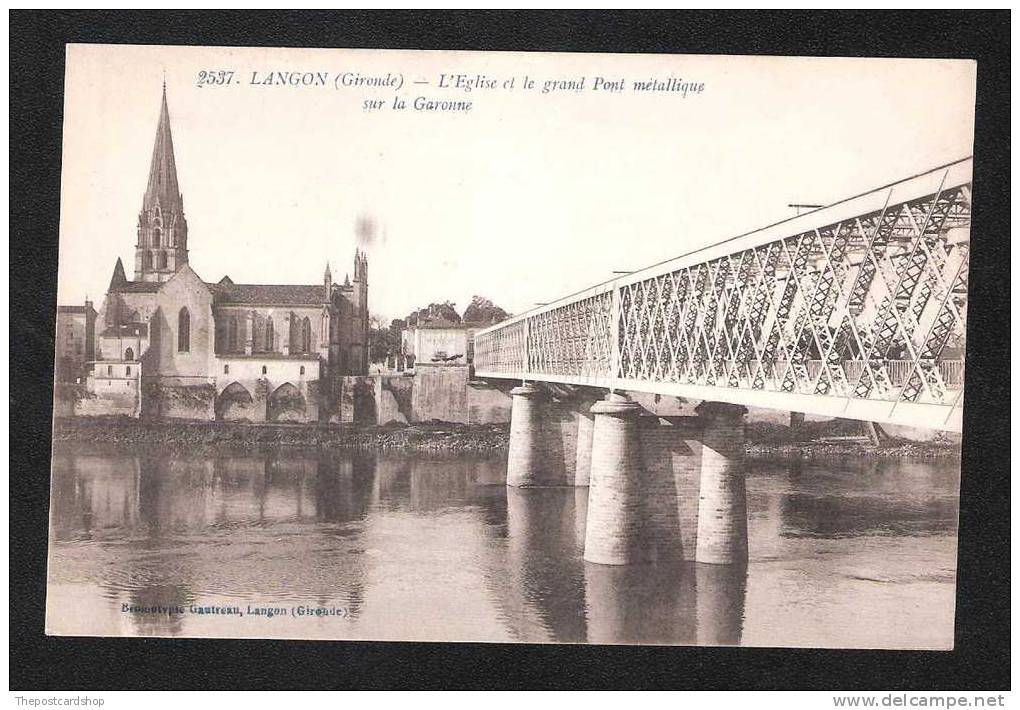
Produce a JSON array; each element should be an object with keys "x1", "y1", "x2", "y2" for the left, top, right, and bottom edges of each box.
[{"x1": 474, "y1": 159, "x2": 971, "y2": 431}]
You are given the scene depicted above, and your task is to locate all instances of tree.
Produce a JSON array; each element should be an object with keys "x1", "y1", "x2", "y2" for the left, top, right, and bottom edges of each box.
[
  {"x1": 463, "y1": 295, "x2": 509, "y2": 325},
  {"x1": 404, "y1": 301, "x2": 461, "y2": 326},
  {"x1": 369, "y1": 322, "x2": 401, "y2": 363}
]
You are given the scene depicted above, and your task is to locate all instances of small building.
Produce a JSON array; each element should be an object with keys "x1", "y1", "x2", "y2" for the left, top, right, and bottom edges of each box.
[
  {"x1": 400, "y1": 323, "x2": 477, "y2": 371},
  {"x1": 54, "y1": 303, "x2": 97, "y2": 382}
]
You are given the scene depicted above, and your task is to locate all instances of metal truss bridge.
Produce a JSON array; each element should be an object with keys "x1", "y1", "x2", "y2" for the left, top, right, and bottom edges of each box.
[{"x1": 474, "y1": 158, "x2": 971, "y2": 432}]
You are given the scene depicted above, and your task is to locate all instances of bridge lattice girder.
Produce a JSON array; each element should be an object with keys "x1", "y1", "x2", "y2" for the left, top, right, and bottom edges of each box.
[{"x1": 474, "y1": 159, "x2": 971, "y2": 431}]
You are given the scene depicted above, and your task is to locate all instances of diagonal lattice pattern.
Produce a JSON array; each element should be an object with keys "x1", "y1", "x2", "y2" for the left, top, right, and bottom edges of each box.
[{"x1": 474, "y1": 161, "x2": 971, "y2": 430}]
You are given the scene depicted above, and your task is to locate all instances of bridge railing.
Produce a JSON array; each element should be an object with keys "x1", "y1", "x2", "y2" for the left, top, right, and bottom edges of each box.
[{"x1": 474, "y1": 158, "x2": 972, "y2": 431}]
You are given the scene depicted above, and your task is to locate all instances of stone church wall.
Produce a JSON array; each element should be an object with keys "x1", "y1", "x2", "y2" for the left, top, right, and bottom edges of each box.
[
  {"x1": 213, "y1": 305, "x2": 328, "y2": 358},
  {"x1": 151, "y1": 267, "x2": 215, "y2": 380}
]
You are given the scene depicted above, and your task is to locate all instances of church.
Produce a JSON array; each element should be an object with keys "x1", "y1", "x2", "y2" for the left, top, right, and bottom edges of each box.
[{"x1": 68, "y1": 85, "x2": 370, "y2": 422}]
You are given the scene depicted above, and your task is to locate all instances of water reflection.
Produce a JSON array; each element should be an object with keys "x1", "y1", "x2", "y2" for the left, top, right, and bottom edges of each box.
[
  {"x1": 49, "y1": 452, "x2": 383, "y2": 540},
  {"x1": 127, "y1": 584, "x2": 194, "y2": 637},
  {"x1": 584, "y1": 562, "x2": 697, "y2": 645},
  {"x1": 499, "y1": 487, "x2": 588, "y2": 642},
  {"x1": 773, "y1": 458, "x2": 960, "y2": 538},
  {"x1": 694, "y1": 564, "x2": 747, "y2": 646},
  {"x1": 47, "y1": 446, "x2": 959, "y2": 647}
]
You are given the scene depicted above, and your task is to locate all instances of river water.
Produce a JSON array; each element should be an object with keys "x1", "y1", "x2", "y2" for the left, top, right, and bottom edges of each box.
[{"x1": 45, "y1": 444, "x2": 960, "y2": 648}]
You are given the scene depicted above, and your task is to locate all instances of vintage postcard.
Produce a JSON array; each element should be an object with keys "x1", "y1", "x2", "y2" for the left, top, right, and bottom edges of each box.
[{"x1": 47, "y1": 44, "x2": 975, "y2": 648}]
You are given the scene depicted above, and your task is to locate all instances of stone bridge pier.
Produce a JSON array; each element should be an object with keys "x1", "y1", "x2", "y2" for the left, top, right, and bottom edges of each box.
[
  {"x1": 507, "y1": 383, "x2": 600, "y2": 487},
  {"x1": 506, "y1": 383, "x2": 748, "y2": 566}
]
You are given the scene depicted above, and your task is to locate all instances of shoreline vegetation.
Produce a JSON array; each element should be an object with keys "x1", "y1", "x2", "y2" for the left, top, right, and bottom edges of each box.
[{"x1": 51, "y1": 416, "x2": 960, "y2": 459}]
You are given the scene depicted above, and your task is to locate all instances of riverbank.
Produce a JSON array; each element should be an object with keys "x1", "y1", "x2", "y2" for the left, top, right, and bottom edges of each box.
[
  {"x1": 52, "y1": 417, "x2": 509, "y2": 454},
  {"x1": 52, "y1": 416, "x2": 959, "y2": 459},
  {"x1": 745, "y1": 420, "x2": 960, "y2": 459},
  {"x1": 745, "y1": 441, "x2": 957, "y2": 459}
]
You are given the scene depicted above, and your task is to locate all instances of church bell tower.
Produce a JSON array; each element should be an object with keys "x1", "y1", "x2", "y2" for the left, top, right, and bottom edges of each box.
[{"x1": 135, "y1": 82, "x2": 189, "y2": 282}]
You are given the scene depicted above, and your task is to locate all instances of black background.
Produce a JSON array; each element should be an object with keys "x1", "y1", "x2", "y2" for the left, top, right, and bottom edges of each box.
[{"x1": 10, "y1": 10, "x2": 1010, "y2": 690}]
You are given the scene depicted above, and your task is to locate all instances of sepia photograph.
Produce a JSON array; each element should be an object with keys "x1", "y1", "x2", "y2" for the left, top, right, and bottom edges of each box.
[{"x1": 43, "y1": 42, "x2": 977, "y2": 651}]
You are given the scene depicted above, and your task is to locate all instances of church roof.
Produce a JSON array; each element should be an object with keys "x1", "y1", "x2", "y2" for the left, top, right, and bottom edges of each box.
[
  {"x1": 110, "y1": 281, "x2": 162, "y2": 294},
  {"x1": 143, "y1": 84, "x2": 183, "y2": 213},
  {"x1": 109, "y1": 257, "x2": 128, "y2": 290},
  {"x1": 209, "y1": 282, "x2": 325, "y2": 305},
  {"x1": 105, "y1": 275, "x2": 327, "y2": 304}
]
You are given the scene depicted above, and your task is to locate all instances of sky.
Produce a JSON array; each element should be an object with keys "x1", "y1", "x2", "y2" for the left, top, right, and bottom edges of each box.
[{"x1": 57, "y1": 45, "x2": 976, "y2": 323}]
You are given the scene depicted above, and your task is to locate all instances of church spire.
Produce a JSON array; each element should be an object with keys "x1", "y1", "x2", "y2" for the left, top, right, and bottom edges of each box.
[
  {"x1": 135, "y1": 81, "x2": 189, "y2": 282},
  {"x1": 143, "y1": 82, "x2": 182, "y2": 213}
]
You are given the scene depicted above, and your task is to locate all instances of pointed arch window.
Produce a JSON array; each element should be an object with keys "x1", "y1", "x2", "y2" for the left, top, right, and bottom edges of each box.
[
  {"x1": 227, "y1": 316, "x2": 239, "y2": 352},
  {"x1": 143, "y1": 251, "x2": 153, "y2": 269},
  {"x1": 252, "y1": 315, "x2": 264, "y2": 352},
  {"x1": 178, "y1": 307, "x2": 191, "y2": 352},
  {"x1": 265, "y1": 317, "x2": 274, "y2": 352},
  {"x1": 158, "y1": 252, "x2": 168, "y2": 269},
  {"x1": 301, "y1": 317, "x2": 312, "y2": 353},
  {"x1": 124, "y1": 347, "x2": 134, "y2": 361}
]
